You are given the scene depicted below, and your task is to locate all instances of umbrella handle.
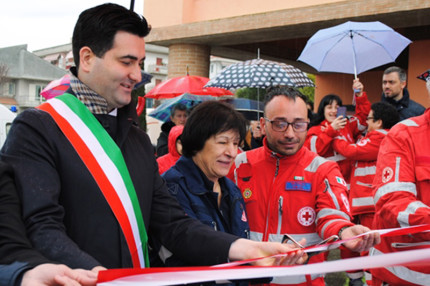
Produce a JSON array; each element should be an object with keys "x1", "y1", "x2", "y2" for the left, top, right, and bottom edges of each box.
[{"x1": 350, "y1": 31, "x2": 358, "y2": 80}]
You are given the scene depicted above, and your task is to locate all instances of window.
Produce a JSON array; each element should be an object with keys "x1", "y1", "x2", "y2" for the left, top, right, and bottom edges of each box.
[
  {"x1": 8, "y1": 82, "x2": 15, "y2": 95},
  {"x1": 35, "y1": 85, "x2": 43, "y2": 100},
  {"x1": 6, "y1": 123, "x2": 12, "y2": 136},
  {"x1": 156, "y1": 57, "x2": 163, "y2": 65}
]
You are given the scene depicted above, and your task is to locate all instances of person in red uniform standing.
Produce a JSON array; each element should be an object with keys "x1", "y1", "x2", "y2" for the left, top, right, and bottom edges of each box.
[
  {"x1": 229, "y1": 87, "x2": 380, "y2": 286},
  {"x1": 305, "y1": 79, "x2": 370, "y2": 184},
  {"x1": 156, "y1": 125, "x2": 184, "y2": 175},
  {"x1": 332, "y1": 102, "x2": 400, "y2": 228},
  {"x1": 332, "y1": 102, "x2": 400, "y2": 285},
  {"x1": 305, "y1": 80, "x2": 370, "y2": 285},
  {"x1": 370, "y1": 70, "x2": 430, "y2": 286}
]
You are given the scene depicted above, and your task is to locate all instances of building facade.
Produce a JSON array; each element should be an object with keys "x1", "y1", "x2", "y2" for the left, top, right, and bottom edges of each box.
[
  {"x1": 0, "y1": 45, "x2": 67, "y2": 112},
  {"x1": 143, "y1": 0, "x2": 430, "y2": 109}
]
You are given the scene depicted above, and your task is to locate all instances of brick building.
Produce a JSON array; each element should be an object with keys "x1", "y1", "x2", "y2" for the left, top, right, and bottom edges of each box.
[{"x1": 144, "y1": 0, "x2": 430, "y2": 108}]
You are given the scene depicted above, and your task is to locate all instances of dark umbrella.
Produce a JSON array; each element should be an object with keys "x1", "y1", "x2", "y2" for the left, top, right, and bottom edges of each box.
[
  {"x1": 221, "y1": 98, "x2": 264, "y2": 121},
  {"x1": 205, "y1": 58, "x2": 314, "y2": 89}
]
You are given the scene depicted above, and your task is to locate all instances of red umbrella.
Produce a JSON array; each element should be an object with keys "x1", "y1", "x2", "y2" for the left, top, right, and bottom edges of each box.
[{"x1": 144, "y1": 75, "x2": 232, "y2": 99}]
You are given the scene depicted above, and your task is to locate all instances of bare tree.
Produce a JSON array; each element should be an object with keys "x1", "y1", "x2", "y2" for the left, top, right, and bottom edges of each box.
[{"x1": 0, "y1": 63, "x2": 10, "y2": 96}]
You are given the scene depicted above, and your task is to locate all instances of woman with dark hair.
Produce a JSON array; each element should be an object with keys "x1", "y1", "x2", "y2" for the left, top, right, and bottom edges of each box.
[
  {"x1": 304, "y1": 81, "x2": 370, "y2": 183},
  {"x1": 152, "y1": 101, "x2": 296, "y2": 285}
]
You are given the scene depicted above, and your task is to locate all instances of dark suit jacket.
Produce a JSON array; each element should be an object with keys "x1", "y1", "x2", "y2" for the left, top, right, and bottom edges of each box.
[
  {"x1": 0, "y1": 161, "x2": 51, "y2": 285},
  {"x1": 0, "y1": 93, "x2": 237, "y2": 269}
]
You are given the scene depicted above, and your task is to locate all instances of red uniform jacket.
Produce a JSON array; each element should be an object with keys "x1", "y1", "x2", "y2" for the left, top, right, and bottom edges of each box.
[
  {"x1": 305, "y1": 93, "x2": 370, "y2": 183},
  {"x1": 229, "y1": 139, "x2": 353, "y2": 286},
  {"x1": 371, "y1": 110, "x2": 430, "y2": 285},
  {"x1": 156, "y1": 125, "x2": 183, "y2": 175},
  {"x1": 332, "y1": 129, "x2": 388, "y2": 216}
]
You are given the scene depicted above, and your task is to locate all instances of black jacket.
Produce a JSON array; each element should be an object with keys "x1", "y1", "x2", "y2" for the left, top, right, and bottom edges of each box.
[
  {"x1": 0, "y1": 161, "x2": 51, "y2": 286},
  {"x1": 381, "y1": 88, "x2": 425, "y2": 120},
  {"x1": 0, "y1": 92, "x2": 237, "y2": 270},
  {"x1": 156, "y1": 121, "x2": 175, "y2": 157}
]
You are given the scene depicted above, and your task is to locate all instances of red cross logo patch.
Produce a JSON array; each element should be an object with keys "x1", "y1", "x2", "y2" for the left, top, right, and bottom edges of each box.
[
  {"x1": 382, "y1": 167, "x2": 394, "y2": 183},
  {"x1": 297, "y1": 206, "x2": 316, "y2": 226}
]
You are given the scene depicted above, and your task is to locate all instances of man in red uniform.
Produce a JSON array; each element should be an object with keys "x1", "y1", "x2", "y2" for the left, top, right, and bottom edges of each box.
[
  {"x1": 370, "y1": 70, "x2": 430, "y2": 285},
  {"x1": 229, "y1": 87, "x2": 380, "y2": 286}
]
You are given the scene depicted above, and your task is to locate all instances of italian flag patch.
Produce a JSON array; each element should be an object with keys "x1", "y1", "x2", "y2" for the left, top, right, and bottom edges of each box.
[{"x1": 336, "y1": 176, "x2": 347, "y2": 186}]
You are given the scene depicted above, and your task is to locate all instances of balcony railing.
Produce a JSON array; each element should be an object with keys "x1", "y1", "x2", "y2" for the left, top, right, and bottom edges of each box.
[{"x1": 147, "y1": 64, "x2": 168, "y2": 75}]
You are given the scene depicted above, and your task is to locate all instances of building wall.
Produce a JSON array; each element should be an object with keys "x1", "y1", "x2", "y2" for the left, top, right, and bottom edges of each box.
[
  {"x1": 144, "y1": 0, "x2": 344, "y2": 27},
  {"x1": 408, "y1": 39, "x2": 430, "y2": 108},
  {"x1": 314, "y1": 39, "x2": 430, "y2": 110}
]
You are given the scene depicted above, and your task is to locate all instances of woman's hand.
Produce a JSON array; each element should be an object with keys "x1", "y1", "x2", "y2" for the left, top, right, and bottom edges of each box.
[
  {"x1": 229, "y1": 238, "x2": 307, "y2": 266},
  {"x1": 330, "y1": 116, "x2": 347, "y2": 131}
]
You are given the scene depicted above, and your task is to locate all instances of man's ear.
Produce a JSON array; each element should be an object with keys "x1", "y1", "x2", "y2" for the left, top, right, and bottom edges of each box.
[
  {"x1": 259, "y1": 116, "x2": 266, "y2": 136},
  {"x1": 79, "y1": 46, "x2": 95, "y2": 73},
  {"x1": 375, "y1": 119, "x2": 383, "y2": 129}
]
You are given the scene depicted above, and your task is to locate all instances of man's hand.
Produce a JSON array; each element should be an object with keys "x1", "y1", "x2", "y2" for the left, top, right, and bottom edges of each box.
[
  {"x1": 340, "y1": 225, "x2": 380, "y2": 253},
  {"x1": 228, "y1": 238, "x2": 306, "y2": 266},
  {"x1": 22, "y1": 263, "x2": 97, "y2": 286}
]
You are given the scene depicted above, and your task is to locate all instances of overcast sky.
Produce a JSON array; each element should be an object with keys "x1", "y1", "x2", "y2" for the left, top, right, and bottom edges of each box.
[{"x1": 1, "y1": 0, "x2": 144, "y2": 52}]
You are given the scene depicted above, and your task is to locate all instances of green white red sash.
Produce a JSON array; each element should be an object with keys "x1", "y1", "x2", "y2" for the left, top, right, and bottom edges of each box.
[{"x1": 37, "y1": 93, "x2": 149, "y2": 268}]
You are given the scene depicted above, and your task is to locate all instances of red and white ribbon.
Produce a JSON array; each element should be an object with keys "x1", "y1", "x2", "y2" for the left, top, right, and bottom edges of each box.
[{"x1": 97, "y1": 224, "x2": 430, "y2": 286}]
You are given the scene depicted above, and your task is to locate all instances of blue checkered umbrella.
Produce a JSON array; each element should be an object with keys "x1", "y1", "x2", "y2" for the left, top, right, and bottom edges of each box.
[
  {"x1": 205, "y1": 59, "x2": 314, "y2": 89},
  {"x1": 148, "y1": 93, "x2": 216, "y2": 122}
]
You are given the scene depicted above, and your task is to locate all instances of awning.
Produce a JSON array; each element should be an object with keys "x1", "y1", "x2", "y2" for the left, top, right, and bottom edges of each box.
[
  {"x1": 0, "y1": 97, "x2": 18, "y2": 106},
  {"x1": 44, "y1": 53, "x2": 60, "y2": 61}
]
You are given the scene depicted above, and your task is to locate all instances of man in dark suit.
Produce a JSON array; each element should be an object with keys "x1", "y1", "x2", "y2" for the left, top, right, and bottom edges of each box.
[
  {"x1": 0, "y1": 161, "x2": 96, "y2": 286},
  {"x1": 0, "y1": 3, "x2": 303, "y2": 275}
]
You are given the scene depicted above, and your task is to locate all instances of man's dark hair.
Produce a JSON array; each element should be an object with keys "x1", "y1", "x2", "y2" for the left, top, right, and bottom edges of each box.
[
  {"x1": 384, "y1": 66, "x2": 407, "y2": 82},
  {"x1": 170, "y1": 103, "x2": 188, "y2": 117},
  {"x1": 371, "y1": 101, "x2": 400, "y2": 129},
  {"x1": 181, "y1": 101, "x2": 247, "y2": 157},
  {"x1": 72, "y1": 3, "x2": 150, "y2": 69},
  {"x1": 263, "y1": 87, "x2": 309, "y2": 114},
  {"x1": 311, "y1": 94, "x2": 342, "y2": 127}
]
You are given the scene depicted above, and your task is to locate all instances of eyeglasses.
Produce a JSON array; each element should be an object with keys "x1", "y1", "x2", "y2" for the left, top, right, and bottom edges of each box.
[
  {"x1": 366, "y1": 117, "x2": 374, "y2": 121},
  {"x1": 264, "y1": 117, "x2": 309, "y2": 132}
]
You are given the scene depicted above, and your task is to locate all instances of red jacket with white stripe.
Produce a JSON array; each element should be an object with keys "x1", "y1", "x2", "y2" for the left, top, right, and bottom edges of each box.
[
  {"x1": 305, "y1": 93, "x2": 370, "y2": 183},
  {"x1": 332, "y1": 129, "x2": 388, "y2": 216},
  {"x1": 228, "y1": 139, "x2": 354, "y2": 286},
  {"x1": 371, "y1": 110, "x2": 430, "y2": 286},
  {"x1": 156, "y1": 125, "x2": 183, "y2": 175}
]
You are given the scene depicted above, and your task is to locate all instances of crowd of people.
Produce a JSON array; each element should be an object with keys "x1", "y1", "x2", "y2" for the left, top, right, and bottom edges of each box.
[{"x1": 0, "y1": 3, "x2": 429, "y2": 286}]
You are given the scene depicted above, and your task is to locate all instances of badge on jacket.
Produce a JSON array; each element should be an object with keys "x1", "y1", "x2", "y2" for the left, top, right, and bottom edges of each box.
[
  {"x1": 297, "y1": 206, "x2": 316, "y2": 226},
  {"x1": 243, "y1": 188, "x2": 252, "y2": 199},
  {"x1": 285, "y1": 181, "x2": 311, "y2": 192}
]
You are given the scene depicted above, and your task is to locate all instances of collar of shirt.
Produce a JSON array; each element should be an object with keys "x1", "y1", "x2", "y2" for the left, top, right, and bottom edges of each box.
[{"x1": 69, "y1": 68, "x2": 114, "y2": 115}]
